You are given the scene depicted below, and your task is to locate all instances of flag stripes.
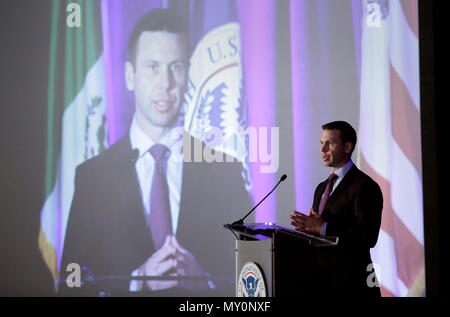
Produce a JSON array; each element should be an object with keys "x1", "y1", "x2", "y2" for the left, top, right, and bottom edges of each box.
[
  {"x1": 390, "y1": 65, "x2": 422, "y2": 178},
  {"x1": 399, "y1": 0, "x2": 418, "y2": 38},
  {"x1": 359, "y1": 0, "x2": 424, "y2": 296}
]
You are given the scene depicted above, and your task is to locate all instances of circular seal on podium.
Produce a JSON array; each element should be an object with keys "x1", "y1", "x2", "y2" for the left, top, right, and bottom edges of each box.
[{"x1": 237, "y1": 262, "x2": 267, "y2": 297}]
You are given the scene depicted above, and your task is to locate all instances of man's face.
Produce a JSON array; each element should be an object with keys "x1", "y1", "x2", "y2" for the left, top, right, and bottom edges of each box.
[
  {"x1": 125, "y1": 31, "x2": 188, "y2": 131},
  {"x1": 320, "y1": 129, "x2": 352, "y2": 170}
]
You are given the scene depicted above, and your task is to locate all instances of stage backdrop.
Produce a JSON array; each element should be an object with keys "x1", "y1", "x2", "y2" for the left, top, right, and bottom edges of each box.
[{"x1": 39, "y1": 0, "x2": 424, "y2": 296}]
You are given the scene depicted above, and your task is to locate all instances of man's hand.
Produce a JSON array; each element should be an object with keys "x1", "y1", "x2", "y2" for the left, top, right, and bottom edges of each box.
[
  {"x1": 137, "y1": 236, "x2": 210, "y2": 291},
  {"x1": 137, "y1": 235, "x2": 178, "y2": 291},
  {"x1": 290, "y1": 209, "x2": 324, "y2": 235},
  {"x1": 171, "y1": 237, "x2": 210, "y2": 290}
]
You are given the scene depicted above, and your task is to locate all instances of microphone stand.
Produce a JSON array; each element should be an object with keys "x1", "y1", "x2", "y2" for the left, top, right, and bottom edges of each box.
[{"x1": 231, "y1": 174, "x2": 287, "y2": 225}]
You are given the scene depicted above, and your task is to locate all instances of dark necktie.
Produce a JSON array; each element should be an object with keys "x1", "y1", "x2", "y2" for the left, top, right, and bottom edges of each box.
[
  {"x1": 149, "y1": 144, "x2": 172, "y2": 250},
  {"x1": 318, "y1": 173, "x2": 338, "y2": 215}
]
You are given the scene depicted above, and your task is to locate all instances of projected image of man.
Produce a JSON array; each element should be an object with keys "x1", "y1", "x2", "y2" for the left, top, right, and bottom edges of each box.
[
  {"x1": 124, "y1": 12, "x2": 200, "y2": 291},
  {"x1": 60, "y1": 9, "x2": 249, "y2": 295}
]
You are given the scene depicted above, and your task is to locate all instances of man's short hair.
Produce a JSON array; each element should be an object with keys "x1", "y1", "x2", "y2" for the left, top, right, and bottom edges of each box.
[
  {"x1": 322, "y1": 121, "x2": 357, "y2": 154},
  {"x1": 127, "y1": 8, "x2": 189, "y2": 66}
]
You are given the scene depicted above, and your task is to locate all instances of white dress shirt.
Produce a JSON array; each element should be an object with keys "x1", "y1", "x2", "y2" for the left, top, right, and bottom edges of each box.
[{"x1": 129, "y1": 115, "x2": 184, "y2": 234}]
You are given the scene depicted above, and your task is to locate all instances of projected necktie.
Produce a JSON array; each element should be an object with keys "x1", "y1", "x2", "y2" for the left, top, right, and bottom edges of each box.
[
  {"x1": 149, "y1": 144, "x2": 172, "y2": 250},
  {"x1": 318, "y1": 173, "x2": 338, "y2": 215}
]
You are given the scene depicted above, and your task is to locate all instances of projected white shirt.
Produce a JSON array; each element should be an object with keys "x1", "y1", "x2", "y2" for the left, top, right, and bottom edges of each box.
[
  {"x1": 129, "y1": 114, "x2": 183, "y2": 234},
  {"x1": 128, "y1": 116, "x2": 215, "y2": 291}
]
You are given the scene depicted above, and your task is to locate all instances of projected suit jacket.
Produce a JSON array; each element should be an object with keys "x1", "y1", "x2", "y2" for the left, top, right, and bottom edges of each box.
[
  {"x1": 60, "y1": 133, "x2": 250, "y2": 293},
  {"x1": 312, "y1": 165, "x2": 383, "y2": 296}
]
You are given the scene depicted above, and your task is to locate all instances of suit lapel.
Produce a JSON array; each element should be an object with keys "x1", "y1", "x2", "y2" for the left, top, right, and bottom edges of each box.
[
  {"x1": 322, "y1": 165, "x2": 358, "y2": 216},
  {"x1": 176, "y1": 137, "x2": 209, "y2": 239},
  {"x1": 313, "y1": 180, "x2": 328, "y2": 212},
  {"x1": 109, "y1": 135, "x2": 155, "y2": 266},
  {"x1": 176, "y1": 160, "x2": 198, "y2": 239}
]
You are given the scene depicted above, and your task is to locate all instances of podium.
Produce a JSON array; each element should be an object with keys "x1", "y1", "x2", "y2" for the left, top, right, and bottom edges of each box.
[{"x1": 224, "y1": 223, "x2": 339, "y2": 297}]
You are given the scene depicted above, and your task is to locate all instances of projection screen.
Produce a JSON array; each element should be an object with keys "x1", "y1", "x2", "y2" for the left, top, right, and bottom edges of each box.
[{"x1": 31, "y1": 0, "x2": 424, "y2": 297}]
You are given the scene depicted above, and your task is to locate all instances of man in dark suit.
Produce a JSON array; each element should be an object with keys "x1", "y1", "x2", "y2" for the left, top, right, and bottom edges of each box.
[
  {"x1": 290, "y1": 121, "x2": 383, "y2": 297},
  {"x1": 60, "y1": 9, "x2": 250, "y2": 295}
]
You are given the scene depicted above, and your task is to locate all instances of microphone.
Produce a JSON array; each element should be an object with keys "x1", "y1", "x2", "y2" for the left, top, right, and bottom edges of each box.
[
  {"x1": 232, "y1": 174, "x2": 287, "y2": 225},
  {"x1": 131, "y1": 149, "x2": 139, "y2": 163}
]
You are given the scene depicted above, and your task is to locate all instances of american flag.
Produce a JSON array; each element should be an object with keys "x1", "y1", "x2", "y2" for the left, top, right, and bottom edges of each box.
[{"x1": 358, "y1": 0, "x2": 424, "y2": 296}]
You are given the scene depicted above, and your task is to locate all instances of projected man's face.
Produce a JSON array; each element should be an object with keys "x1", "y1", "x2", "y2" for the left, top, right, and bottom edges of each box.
[{"x1": 126, "y1": 31, "x2": 188, "y2": 135}]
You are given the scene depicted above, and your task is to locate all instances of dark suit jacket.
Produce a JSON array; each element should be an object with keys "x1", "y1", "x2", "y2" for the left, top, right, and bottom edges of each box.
[
  {"x1": 60, "y1": 133, "x2": 251, "y2": 294},
  {"x1": 312, "y1": 164, "x2": 383, "y2": 296}
]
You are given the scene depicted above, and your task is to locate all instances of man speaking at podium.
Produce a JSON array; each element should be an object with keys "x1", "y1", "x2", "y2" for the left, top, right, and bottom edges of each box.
[
  {"x1": 60, "y1": 9, "x2": 249, "y2": 295},
  {"x1": 290, "y1": 121, "x2": 383, "y2": 297}
]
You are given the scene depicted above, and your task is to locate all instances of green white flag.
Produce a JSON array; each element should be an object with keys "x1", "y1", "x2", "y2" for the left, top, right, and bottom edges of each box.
[{"x1": 39, "y1": 0, "x2": 108, "y2": 283}]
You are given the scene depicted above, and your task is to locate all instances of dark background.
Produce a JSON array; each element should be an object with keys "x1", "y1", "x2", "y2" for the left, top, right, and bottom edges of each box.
[
  {"x1": 0, "y1": 0, "x2": 54, "y2": 296},
  {"x1": 0, "y1": 0, "x2": 445, "y2": 296}
]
